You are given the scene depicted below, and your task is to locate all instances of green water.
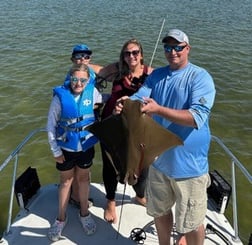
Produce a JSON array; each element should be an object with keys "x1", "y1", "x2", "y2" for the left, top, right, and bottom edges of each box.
[{"x1": 0, "y1": 0, "x2": 251, "y2": 242}]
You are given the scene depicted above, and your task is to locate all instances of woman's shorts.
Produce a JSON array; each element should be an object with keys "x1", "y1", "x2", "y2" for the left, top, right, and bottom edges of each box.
[{"x1": 56, "y1": 147, "x2": 95, "y2": 171}]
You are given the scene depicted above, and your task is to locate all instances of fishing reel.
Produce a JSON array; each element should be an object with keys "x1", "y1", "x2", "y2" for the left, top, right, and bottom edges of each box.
[{"x1": 130, "y1": 227, "x2": 146, "y2": 244}]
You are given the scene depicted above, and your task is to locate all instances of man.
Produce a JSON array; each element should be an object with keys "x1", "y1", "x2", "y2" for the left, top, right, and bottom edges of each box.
[{"x1": 115, "y1": 29, "x2": 216, "y2": 245}]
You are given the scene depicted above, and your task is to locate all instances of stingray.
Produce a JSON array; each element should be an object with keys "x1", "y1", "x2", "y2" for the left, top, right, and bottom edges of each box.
[{"x1": 87, "y1": 99, "x2": 183, "y2": 185}]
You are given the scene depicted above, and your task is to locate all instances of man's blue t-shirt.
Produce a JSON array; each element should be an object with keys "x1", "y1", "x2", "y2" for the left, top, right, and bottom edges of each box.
[{"x1": 133, "y1": 62, "x2": 216, "y2": 178}]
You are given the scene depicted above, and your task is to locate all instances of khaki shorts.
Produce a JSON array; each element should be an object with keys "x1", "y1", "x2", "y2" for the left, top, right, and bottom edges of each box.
[{"x1": 146, "y1": 165, "x2": 210, "y2": 233}]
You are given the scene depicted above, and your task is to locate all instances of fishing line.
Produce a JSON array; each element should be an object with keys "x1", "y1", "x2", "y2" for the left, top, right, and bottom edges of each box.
[
  {"x1": 116, "y1": 183, "x2": 127, "y2": 239},
  {"x1": 149, "y1": 18, "x2": 166, "y2": 67}
]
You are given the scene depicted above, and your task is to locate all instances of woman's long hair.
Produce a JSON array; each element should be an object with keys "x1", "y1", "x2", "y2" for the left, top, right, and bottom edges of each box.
[{"x1": 117, "y1": 38, "x2": 144, "y2": 80}]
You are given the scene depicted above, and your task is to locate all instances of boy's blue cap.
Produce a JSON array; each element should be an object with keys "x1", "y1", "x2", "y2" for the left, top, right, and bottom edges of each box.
[{"x1": 72, "y1": 44, "x2": 92, "y2": 55}]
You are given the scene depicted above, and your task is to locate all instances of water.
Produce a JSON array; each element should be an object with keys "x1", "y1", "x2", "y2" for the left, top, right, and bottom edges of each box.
[{"x1": 0, "y1": 0, "x2": 251, "y2": 242}]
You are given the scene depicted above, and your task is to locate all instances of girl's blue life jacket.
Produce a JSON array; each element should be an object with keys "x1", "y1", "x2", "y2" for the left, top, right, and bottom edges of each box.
[{"x1": 54, "y1": 82, "x2": 98, "y2": 152}]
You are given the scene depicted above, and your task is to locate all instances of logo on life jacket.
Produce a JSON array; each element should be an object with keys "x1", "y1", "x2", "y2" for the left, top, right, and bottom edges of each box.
[{"x1": 83, "y1": 99, "x2": 92, "y2": 106}]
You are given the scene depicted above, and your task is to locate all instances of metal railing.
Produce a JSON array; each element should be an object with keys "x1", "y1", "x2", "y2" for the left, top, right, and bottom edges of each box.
[
  {"x1": 211, "y1": 135, "x2": 252, "y2": 242},
  {"x1": 0, "y1": 130, "x2": 251, "y2": 241},
  {"x1": 0, "y1": 128, "x2": 47, "y2": 235}
]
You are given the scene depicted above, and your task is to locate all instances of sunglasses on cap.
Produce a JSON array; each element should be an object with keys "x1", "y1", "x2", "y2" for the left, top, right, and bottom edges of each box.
[
  {"x1": 164, "y1": 44, "x2": 187, "y2": 53},
  {"x1": 73, "y1": 53, "x2": 91, "y2": 60},
  {"x1": 123, "y1": 50, "x2": 140, "y2": 57},
  {"x1": 70, "y1": 76, "x2": 89, "y2": 84}
]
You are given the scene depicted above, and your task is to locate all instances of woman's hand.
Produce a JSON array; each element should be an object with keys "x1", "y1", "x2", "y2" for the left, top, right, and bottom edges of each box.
[{"x1": 113, "y1": 96, "x2": 129, "y2": 115}]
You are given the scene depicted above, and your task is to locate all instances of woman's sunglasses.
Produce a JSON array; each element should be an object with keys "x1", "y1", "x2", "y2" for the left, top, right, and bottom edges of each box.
[{"x1": 123, "y1": 50, "x2": 140, "y2": 57}]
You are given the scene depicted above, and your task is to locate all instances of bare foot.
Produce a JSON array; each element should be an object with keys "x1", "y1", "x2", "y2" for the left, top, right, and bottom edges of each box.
[
  {"x1": 104, "y1": 200, "x2": 117, "y2": 223},
  {"x1": 135, "y1": 196, "x2": 147, "y2": 206}
]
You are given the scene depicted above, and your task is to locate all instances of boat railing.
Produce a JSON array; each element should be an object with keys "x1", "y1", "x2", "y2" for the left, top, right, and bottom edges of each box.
[
  {"x1": 0, "y1": 128, "x2": 47, "y2": 236},
  {"x1": 0, "y1": 129, "x2": 251, "y2": 241},
  {"x1": 211, "y1": 135, "x2": 252, "y2": 242}
]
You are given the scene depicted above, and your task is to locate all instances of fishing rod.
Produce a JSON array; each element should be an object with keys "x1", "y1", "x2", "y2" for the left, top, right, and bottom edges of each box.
[{"x1": 149, "y1": 18, "x2": 166, "y2": 67}]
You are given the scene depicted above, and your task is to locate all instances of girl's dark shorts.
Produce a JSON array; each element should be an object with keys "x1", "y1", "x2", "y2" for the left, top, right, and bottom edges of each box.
[{"x1": 56, "y1": 147, "x2": 95, "y2": 171}]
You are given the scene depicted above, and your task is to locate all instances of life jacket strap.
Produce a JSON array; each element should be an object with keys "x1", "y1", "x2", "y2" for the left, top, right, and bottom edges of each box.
[
  {"x1": 60, "y1": 123, "x2": 92, "y2": 132},
  {"x1": 60, "y1": 114, "x2": 93, "y2": 125}
]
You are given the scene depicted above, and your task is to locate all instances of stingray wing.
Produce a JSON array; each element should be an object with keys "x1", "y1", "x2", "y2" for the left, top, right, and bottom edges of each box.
[{"x1": 86, "y1": 114, "x2": 129, "y2": 181}]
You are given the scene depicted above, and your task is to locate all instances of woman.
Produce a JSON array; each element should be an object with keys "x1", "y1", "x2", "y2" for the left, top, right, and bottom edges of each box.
[
  {"x1": 94, "y1": 39, "x2": 153, "y2": 223},
  {"x1": 47, "y1": 64, "x2": 102, "y2": 241}
]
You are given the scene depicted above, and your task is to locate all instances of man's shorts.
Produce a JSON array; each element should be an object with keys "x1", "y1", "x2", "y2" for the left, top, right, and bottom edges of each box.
[
  {"x1": 56, "y1": 147, "x2": 94, "y2": 171},
  {"x1": 146, "y1": 165, "x2": 210, "y2": 233}
]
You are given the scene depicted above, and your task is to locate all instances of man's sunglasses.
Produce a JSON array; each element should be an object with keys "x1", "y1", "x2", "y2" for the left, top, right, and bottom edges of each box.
[{"x1": 164, "y1": 45, "x2": 187, "y2": 53}]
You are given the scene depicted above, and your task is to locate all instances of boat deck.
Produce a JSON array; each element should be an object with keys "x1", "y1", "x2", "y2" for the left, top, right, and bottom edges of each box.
[{"x1": 1, "y1": 182, "x2": 243, "y2": 245}]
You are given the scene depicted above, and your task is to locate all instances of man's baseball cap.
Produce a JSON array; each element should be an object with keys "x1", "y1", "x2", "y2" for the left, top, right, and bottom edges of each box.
[{"x1": 162, "y1": 29, "x2": 189, "y2": 44}]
